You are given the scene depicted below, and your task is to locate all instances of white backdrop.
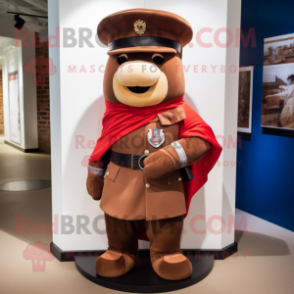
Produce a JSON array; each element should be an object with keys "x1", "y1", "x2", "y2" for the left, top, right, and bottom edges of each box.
[{"x1": 49, "y1": 0, "x2": 241, "y2": 251}]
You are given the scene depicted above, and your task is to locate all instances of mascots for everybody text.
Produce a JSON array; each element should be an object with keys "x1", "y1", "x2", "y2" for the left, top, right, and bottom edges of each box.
[{"x1": 87, "y1": 9, "x2": 222, "y2": 280}]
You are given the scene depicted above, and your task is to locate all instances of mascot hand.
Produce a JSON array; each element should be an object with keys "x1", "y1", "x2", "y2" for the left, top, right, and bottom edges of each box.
[
  {"x1": 86, "y1": 161, "x2": 105, "y2": 201},
  {"x1": 143, "y1": 146, "x2": 180, "y2": 180},
  {"x1": 86, "y1": 174, "x2": 104, "y2": 201}
]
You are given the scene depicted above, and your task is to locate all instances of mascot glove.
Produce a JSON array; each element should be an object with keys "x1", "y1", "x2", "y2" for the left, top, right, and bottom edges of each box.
[
  {"x1": 86, "y1": 161, "x2": 105, "y2": 201},
  {"x1": 86, "y1": 174, "x2": 104, "y2": 201},
  {"x1": 143, "y1": 145, "x2": 181, "y2": 180}
]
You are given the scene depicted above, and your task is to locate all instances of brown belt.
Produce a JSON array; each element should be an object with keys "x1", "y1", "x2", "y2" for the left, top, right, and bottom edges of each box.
[
  {"x1": 111, "y1": 151, "x2": 194, "y2": 181},
  {"x1": 111, "y1": 150, "x2": 148, "y2": 170}
]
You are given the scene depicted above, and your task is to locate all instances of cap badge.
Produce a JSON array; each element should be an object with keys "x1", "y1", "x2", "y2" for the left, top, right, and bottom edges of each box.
[{"x1": 134, "y1": 19, "x2": 146, "y2": 35}]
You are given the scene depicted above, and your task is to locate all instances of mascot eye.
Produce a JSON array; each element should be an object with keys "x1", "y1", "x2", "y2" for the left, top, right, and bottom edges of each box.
[
  {"x1": 117, "y1": 54, "x2": 128, "y2": 65},
  {"x1": 152, "y1": 53, "x2": 164, "y2": 65}
]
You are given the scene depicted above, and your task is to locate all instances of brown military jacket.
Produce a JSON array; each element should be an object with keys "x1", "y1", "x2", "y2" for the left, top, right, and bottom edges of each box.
[{"x1": 100, "y1": 107, "x2": 187, "y2": 221}]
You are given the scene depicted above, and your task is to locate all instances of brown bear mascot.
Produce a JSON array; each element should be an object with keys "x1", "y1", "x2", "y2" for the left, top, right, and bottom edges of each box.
[{"x1": 87, "y1": 9, "x2": 222, "y2": 281}]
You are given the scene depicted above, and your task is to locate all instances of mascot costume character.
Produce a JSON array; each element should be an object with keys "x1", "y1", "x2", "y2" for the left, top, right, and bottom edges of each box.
[{"x1": 87, "y1": 9, "x2": 222, "y2": 281}]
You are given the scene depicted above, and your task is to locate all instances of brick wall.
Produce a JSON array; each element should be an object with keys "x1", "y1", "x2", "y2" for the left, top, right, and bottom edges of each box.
[
  {"x1": 35, "y1": 34, "x2": 51, "y2": 153},
  {"x1": 0, "y1": 70, "x2": 4, "y2": 135}
]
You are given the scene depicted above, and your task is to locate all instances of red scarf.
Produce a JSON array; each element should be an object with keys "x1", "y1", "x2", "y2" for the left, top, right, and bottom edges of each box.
[{"x1": 90, "y1": 96, "x2": 222, "y2": 217}]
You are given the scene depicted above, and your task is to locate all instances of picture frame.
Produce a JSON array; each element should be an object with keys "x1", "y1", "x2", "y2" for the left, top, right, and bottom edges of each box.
[
  {"x1": 262, "y1": 33, "x2": 294, "y2": 130},
  {"x1": 238, "y1": 66, "x2": 254, "y2": 133}
]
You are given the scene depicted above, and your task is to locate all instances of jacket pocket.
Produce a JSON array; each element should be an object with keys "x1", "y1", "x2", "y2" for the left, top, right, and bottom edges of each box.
[{"x1": 105, "y1": 162, "x2": 120, "y2": 182}]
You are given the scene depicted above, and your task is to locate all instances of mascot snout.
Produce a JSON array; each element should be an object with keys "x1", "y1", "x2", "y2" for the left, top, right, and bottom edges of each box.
[{"x1": 114, "y1": 60, "x2": 168, "y2": 107}]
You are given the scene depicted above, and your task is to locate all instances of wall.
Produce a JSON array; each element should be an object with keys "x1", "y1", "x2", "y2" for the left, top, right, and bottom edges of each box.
[
  {"x1": 49, "y1": 0, "x2": 241, "y2": 252},
  {"x1": 0, "y1": 70, "x2": 3, "y2": 134},
  {"x1": 36, "y1": 35, "x2": 51, "y2": 153},
  {"x1": 236, "y1": 0, "x2": 294, "y2": 231}
]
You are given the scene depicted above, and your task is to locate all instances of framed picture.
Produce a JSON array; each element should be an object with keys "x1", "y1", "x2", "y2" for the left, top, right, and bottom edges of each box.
[
  {"x1": 262, "y1": 33, "x2": 294, "y2": 130},
  {"x1": 238, "y1": 66, "x2": 254, "y2": 133},
  {"x1": 8, "y1": 71, "x2": 21, "y2": 144},
  {"x1": 264, "y1": 33, "x2": 294, "y2": 67}
]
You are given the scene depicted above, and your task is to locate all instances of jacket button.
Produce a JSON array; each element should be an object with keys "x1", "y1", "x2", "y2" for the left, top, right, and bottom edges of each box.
[
  {"x1": 178, "y1": 177, "x2": 182, "y2": 182},
  {"x1": 145, "y1": 183, "x2": 150, "y2": 188},
  {"x1": 144, "y1": 150, "x2": 149, "y2": 155}
]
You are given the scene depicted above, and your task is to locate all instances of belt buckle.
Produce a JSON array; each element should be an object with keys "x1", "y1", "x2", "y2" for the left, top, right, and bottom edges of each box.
[{"x1": 138, "y1": 154, "x2": 149, "y2": 171}]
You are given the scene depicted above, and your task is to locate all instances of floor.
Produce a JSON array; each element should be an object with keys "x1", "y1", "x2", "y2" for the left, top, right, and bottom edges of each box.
[{"x1": 0, "y1": 135, "x2": 294, "y2": 294}]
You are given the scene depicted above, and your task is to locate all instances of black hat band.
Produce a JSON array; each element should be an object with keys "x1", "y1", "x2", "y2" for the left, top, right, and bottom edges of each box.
[{"x1": 108, "y1": 36, "x2": 181, "y2": 53}]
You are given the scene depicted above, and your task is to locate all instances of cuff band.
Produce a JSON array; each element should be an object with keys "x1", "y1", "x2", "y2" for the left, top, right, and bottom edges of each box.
[
  {"x1": 171, "y1": 141, "x2": 187, "y2": 169},
  {"x1": 88, "y1": 166, "x2": 105, "y2": 176}
]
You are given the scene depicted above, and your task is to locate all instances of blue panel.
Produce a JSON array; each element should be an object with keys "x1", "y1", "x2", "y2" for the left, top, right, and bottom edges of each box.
[{"x1": 237, "y1": 0, "x2": 294, "y2": 231}]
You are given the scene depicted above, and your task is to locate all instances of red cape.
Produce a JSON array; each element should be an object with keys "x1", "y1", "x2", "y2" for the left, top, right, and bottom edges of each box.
[{"x1": 90, "y1": 96, "x2": 222, "y2": 217}]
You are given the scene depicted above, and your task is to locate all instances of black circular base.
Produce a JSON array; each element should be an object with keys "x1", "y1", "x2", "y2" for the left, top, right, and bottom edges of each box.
[{"x1": 75, "y1": 250, "x2": 214, "y2": 293}]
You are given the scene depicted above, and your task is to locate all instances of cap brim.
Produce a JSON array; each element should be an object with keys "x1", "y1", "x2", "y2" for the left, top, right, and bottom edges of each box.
[{"x1": 107, "y1": 46, "x2": 177, "y2": 55}]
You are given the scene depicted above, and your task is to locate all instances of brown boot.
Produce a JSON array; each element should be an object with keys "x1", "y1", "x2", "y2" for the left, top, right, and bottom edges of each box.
[
  {"x1": 95, "y1": 214, "x2": 139, "y2": 278},
  {"x1": 146, "y1": 215, "x2": 192, "y2": 280},
  {"x1": 95, "y1": 250, "x2": 136, "y2": 278}
]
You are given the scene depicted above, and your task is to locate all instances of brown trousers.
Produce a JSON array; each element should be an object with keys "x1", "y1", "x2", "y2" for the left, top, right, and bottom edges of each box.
[{"x1": 105, "y1": 214, "x2": 184, "y2": 262}]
